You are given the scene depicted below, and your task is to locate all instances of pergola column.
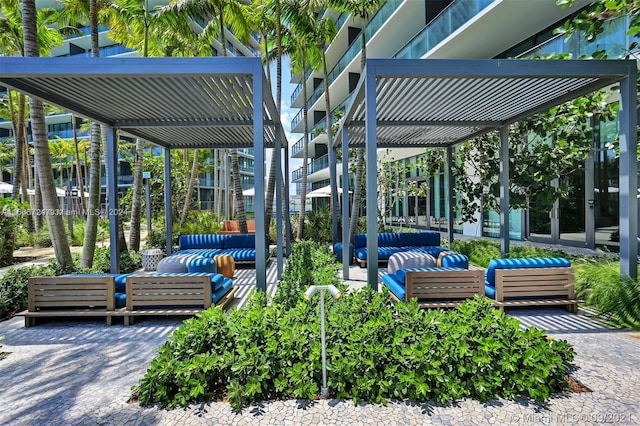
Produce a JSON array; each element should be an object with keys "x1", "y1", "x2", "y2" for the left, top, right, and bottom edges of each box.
[
  {"x1": 253, "y1": 66, "x2": 266, "y2": 292},
  {"x1": 164, "y1": 147, "x2": 172, "y2": 255},
  {"x1": 619, "y1": 67, "x2": 638, "y2": 279},
  {"x1": 499, "y1": 126, "x2": 509, "y2": 258},
  {"x1": 275, "y1": 130, "x2": 283, "y2": 280},
  {"x1": 106, "y1": 127, "x2": 120, "y2": 273},
  {"x1": 365, "y1": 69, "x2": 378, "y2": 290},
  {"x1": 329, "y1": 137, "x2": 339, "y2": 246},
  {"x1": 446, "y1": 146, "x2": 454, "y2": 246},
  {"x1": 341, "y1": 126, "x2": 350, "y2": 280}
]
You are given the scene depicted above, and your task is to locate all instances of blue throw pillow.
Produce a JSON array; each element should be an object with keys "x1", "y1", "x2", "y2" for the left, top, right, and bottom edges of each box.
[{"x1": 188, "y1": 257, "x2": 217, "y2": 274}]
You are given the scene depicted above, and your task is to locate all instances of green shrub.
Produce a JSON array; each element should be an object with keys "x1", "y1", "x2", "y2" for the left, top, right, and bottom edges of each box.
[
  {"x1": 573, "y1": 259, "x2": 640, "y2": 328},
  {"x1": 0, "y1": 264, "x2": 55, "y2": 320},
  {"x1": 90, "y1": 247, "x2": 142, "y2": 274},
  {"x1": 133, "y1": 243, "x2": 576, "y2": 410},
  {"x1": 450, "y1": 239, "x2": 572, "y2": 268},
  {"x1": 177, "y1": 211, "x2": 222, "y2": 236}
]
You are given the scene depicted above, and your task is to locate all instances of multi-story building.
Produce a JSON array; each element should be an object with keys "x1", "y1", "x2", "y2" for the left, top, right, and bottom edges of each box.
[
  {"x1": 290, "y1": 0, "x2": 632, "y2": 250},
  {"x1": 0, "y1": 0, "x2": 260, "y2": 215}
]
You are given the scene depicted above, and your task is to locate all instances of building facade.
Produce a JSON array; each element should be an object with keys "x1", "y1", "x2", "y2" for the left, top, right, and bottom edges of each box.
[{"x1": 290, "y1": 0, "x2": 633, "y2": 250}]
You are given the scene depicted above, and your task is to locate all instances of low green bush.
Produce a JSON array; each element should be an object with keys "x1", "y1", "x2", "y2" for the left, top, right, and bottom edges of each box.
[
  {"x1": 133, "y1": 243, "x2": 576, "y2": 410},
  {"x1": 573, "y1": 259, "x2": 640, "y2": 328},
  {"x1": 451, "y1": 239, "x2": 570, "y2": 268},
  {"x1": 90, "y1": 247, "x2": 142, "y2": 274},
  {"x1": 0, "y1": 264, "x2": 56, "y2": 320}
]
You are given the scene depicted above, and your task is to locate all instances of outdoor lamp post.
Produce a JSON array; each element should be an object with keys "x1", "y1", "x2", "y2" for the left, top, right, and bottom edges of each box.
[{"x1": 304, "y1": 284, "x2": 342, "y2": 399}]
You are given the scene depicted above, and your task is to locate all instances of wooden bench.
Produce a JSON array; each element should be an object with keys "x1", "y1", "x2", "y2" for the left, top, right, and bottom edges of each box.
[
  {"x1": 494, "y1": 267, "x2": 578, "y2": 312},
  {"x1": 218, "y1": 220, "x2": 255, "y2": 235},
  {"x1": 20, "y1": 276, "x2": 116, "y2": 327},
  {"x1": 123, "y1": 275, "x2": 238, "y2": 325},
  {"x1": 387, "y1": 268, "x2": 485, "y2": 309}
]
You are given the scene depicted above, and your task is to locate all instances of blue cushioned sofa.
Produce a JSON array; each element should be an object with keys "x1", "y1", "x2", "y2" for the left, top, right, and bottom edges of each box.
[
  {"x1": 335, "y1": 232, "x2": 449, "y2": 267},
  {"x1": 174, "y1": 234, "x2": 270, "y2": 264},
  {"x1": 381, "y1": 262, "x2": 484, "y2": 308},
  {"x1": 483, "y1": 257, "x2": 578, "y2": 312}
]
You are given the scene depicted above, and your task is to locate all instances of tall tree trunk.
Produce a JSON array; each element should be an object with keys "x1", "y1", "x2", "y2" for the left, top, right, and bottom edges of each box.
[
  {"x1": 349, "y1": 19, "x2": 370, "y2": 244},
  {"x1": 81, "y1": 122, "x2": 101, "y2": 268},
  {"x1": 21, "y1": 140, "x2": 33, "y2": 232},
  {"x1": 9, "y1": 92, "x2": 24, "y2": 200},
  {"x1": 180, "y1": 149, "x2": 199, "y2": 228},
  {"x1": 23, "y1": 0, "x2": 73, "y2": 268},
  {"x1": 264, "y1": 0, "x2": 283, "y2": 229},
  {"x1": 72, "y1": 114, "x2": 86, "y2": 213},
  {"x1": 323, "y1": 52, "x2": 337, "y2": 245},
  {"x1": 82, "y1": 0, "x2": 102, "y2": 267},
  {"x1": 128, "y1": 138, "x2": 143, "y2": 251},
  {"x1": 297, "y1": 53, "x2": 309, "y2": 240},
  {"x1": 230, "y1": 150, "x2": 247, "y2": 233},
  {"x1": 33, "y1": 160, "x2": 43, "y2": 230}
]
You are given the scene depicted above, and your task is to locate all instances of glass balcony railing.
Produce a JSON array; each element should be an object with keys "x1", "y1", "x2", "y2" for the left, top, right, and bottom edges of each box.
[
  {"x1": 294, "y1": 0, "x2": 403, "y2": 129},
  {"x1": 292, "y1": 154, "x2": 330, "y2": 182},
  {"x1": 519, "y1": 15, "x2": 629, "y2": 59},
  {"x1": 292, "y1": 136, "x2": 306, "y2": 157},
  {"x1": 394, "y1": 0, "x2": 495, "y2": 59},
  {"x1": 291, "y1": 83, "x2": 302, "y2": 105},
  {"x1": 291, "y1": 109, "x2": 304, "y2": 130}
]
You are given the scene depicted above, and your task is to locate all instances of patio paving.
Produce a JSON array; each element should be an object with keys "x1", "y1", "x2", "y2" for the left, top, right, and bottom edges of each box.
[{"x1": 0, "y1": 263, "x2": 639, "y2": 425}]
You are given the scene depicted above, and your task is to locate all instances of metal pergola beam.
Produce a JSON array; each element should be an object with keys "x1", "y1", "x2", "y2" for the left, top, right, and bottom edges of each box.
[{"x1": 335, "y1": 58, "x2": 638, "y2": 289}]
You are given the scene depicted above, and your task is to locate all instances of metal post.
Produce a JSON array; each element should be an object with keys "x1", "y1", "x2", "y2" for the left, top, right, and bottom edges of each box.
[
  {"x1": 499, "y1": 126, "x2": 509, "y2": 258},
  {"x1": 145, "y1": 177, "x2": 152, "y2": 237},
  {"x1": 585, "y1": 149, "x2": 595, "y2": 249},
  {"x1": 446, "y1": 147, "x2": 454, "y2": 246},
  {"x1": 66, "y1": 180, "x2": 73, "y2": 235},
  {"x1": 365, "y1": 68, "x2": 378, "y2": 290},
  {"x1": 329, "y1": 140, "x2": 339, "y2": 246},
  {"x1": 342, "y1": 126, "x2": 350, "y2": 280},
  {"x1": 106, "y1": 127, "x2": 120, "y2": 273},
  {"x1": 253, "y1": 64, "x2": 266, "y2": 292},
  {"x1": 319, "y1": 288, "x2": 328, "y2": 399},
  {"x1": 164, "y1": 148, "x2": 172, "y2": 255},
  {"x1": 275, "y1": 130, "x2": 283, "y2": 280},
  {"x1": 619, "y1": 67, "x2": 638, "y2": 279}
]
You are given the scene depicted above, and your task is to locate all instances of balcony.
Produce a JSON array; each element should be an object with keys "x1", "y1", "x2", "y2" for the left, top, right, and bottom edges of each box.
[
  {"x1": 293, "y1": 0, "x2": 403, "y2": 130},
  {"x1": 290, "y1": 83, "x2": 302, "y2": 105},
  {"x1": 292, "y1": 136, "x2": 306, "y2": 157},
  {"x1": 292, "y1": 154, "x2": 329, "y2": 182},
  {"x1": 394, "y1": 0, "x2": 495, "y2": 59}
]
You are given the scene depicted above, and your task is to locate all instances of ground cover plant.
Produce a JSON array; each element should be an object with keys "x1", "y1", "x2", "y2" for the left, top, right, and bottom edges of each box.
[{"x1": 132, "y1": 242, "x2": 576, "y2": 410}]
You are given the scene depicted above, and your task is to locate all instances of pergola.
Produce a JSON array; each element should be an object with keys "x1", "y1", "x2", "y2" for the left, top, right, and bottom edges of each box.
[
  {"x1": 0, "y1": 56, "x2": 289, "y2": 291},
  {"x1": 333, "y1": 58, "x2": 638, "y2": 288}
]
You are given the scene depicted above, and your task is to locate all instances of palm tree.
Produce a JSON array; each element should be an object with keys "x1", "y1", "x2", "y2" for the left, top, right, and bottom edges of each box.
[
  {"x1": 22, "y1": 0, "x2": 73, "y2": 268},
  {"x1": 71, "y1": 114, "x2": 87, "y2": 213},
  {"x1": 329, "y1": 0, "x2": 387, "y2": 243},
  {"x1": 160, "y1": 0, "x2": 251, "y2": 232},
  {"x1": 287, "y1": 11, "x2": 317, "y2": 239}
]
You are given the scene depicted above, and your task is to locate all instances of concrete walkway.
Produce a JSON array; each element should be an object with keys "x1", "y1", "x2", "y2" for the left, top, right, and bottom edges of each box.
[
  {"x1": 1, "y1": 284, "x2": 639, "y2": 425},
  {"x1": 1, "y1": 243, "x2": 639, "y2": 424}
]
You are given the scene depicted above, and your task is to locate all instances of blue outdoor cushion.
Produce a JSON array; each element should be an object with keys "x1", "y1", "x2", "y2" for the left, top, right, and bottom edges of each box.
[
  {"x1": 484, "y1": 282, "x2": 496, "y2": 299},
  {"x1": 355, "y1": 247, "x2": 402, "y2": 261},
  {"x1": 354, "y1": 234, "x2": 367, "y2": 249},
  {"x1": 224, "y1": 234, "x2": 255, "y2": 249},
  {"x1": 485, "y1": 257, "x2": 571, "y2": 287},
  {"x1": 378, "y1": 233, "x2": 401, "y2": 247},
  {"x1": 440, "y1": 253, "x2": 469, "y2": 269},
  {"x1": 393, "y1": 266, "x2": 463, "y2": 285},
  {"x1": 222, "y1": 248, "x2": 257, "y2": 262},
  {"x1": 115, "y1": 292, "x2": 126, "y2": 308},
  {"x1": 179, "y1": 234, "x2": 225, "y2": 250},
  {"x1": 333, "y1": 243, "x2": 354, "y2": 264},
  {"x1": 174, "y1": 248, "x2": 222, "y2": 259},
  {"x1": 417, "y1": 246, "x2": 451, "y2": 258},
  {"x1": 381, "y1": 274, "x2": 406, "y2": 301},
  {"x1": 62, "y1": 273, "x2": 130, "y2": 293},
  {"x1": 188, "y1": 257, "x2": 217, "y2": 274},
  {"x1": 398, "y1": 232, "x2": 440, "y2": 247},
  {"x1": 212, "y1": 278, "x2": 234, "y2": 304},
  {"x1": 147, "y1": 272, "x2": 228, "y2": 291}
]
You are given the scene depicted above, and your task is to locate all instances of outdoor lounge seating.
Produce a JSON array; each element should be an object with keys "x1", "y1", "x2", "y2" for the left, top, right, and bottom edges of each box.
[
  {"x1": 484, "y1": 257, "x2": 578, "y2": 312},
  {"x1": 174, "y1": 233, "x2": 269, "y2": 264},
  {"x1": 334, "y1": 232, "x2": 450, "y2": 267},
  {"x1": 20, "y1": 271, "x2": 236, "y2": 326},
  {"x1": 218, "y1": 220, "x2": 256, "y2": 235},
  {"x1": 382, "y1": 266, "x2": 485, "y2": 308},
  {"x1": 122, "y1": 273, "x2": 237, "y2": 325},
  {"x1": 20, "y1": 276, "x2": 116, "y2": 327}
]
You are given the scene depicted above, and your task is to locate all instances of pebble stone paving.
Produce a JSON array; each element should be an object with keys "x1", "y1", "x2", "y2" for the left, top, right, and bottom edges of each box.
[{"x1": 1, "y1": 310, "x2": 639, "y2": 426}]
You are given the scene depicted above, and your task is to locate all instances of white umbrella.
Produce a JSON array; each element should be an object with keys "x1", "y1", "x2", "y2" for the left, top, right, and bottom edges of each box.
[
  {"x1": 242, "y1": 187, "x2": 255, "y2": 196},
  {"x1": 0, "y1": 182, "x2": 13, "y2": 194},
  {"x1": 306, "y1": 185, "x2": 345, "y2": 198}
]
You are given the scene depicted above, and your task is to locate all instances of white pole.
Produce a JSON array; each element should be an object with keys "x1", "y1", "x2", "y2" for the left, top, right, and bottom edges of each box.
[{"x1": 319, "y1": 288, "x2": 328, "y2": 398}]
